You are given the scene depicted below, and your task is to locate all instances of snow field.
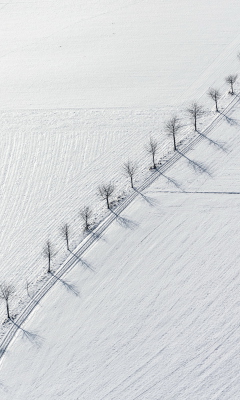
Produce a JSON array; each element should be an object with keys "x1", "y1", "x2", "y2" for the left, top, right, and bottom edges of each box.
[
  {"x1": 0, "y1": 0, "x2": 240, "y2": 326},
  {"x1": 1, "y1": 0, "x2": 240, "y2": 397},
  {"x1": 0, "y1": 91, "x2": 237, "y2": 339},
  {"x1": 0, "y1": 0, "x2": 240, "y2": 109},
  {"x1": 1, "y1": 98, "x2": 240, "y2": 398}
]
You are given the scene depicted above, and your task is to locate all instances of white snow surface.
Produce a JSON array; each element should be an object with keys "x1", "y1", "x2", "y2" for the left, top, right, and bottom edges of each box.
[
  {"x1": 1, "y1": 101, "x2": 240, "y2": 399},
  {"x1": 0, "y1": 0, "x2": 240, "y2": 108},
  {"x1": 1, "y1": 0, "x2": 240, "y2": 398}
]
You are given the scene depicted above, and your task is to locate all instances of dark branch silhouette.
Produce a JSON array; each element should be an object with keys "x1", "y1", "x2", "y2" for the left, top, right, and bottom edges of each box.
[
  {"x1": 186, "y1": 102, "x2": 205, "y2": 131},
  {"x1": 146, "y1": 137, "x2": 158, "y2": 169},
  {"x1": 43, "y1": 241, "x2": 53, "y2": 273},
  {"x1": 225, "y1": 74, "x2": 238, "y2": 95},
  {"x1": 0, "y1": 284, "x2": 15, "y2": 320},
  {"x1": 98, "y1": 183, "x2": 115, "y2": 209},
  {"x1": 80, "y1": 206, "x2": 93, "y2": 231},
  {"x1": 208, "y1": 88, "x2": 221, "y2": 112},
  {"x1": 123, "y1": 161, "x2": 138, "y2": 188},
  {"x1": 165, "y1": 116, "x2": 181, "y2": 151},
  {"x1": 61, "y1": 223, "x2": 70, "y2": 251}
]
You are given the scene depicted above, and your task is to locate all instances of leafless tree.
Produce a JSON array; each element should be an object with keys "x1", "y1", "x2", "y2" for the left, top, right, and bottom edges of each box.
[
  {"x1": 146, "y1": 137, "x2": 158, "y2": 169},
  {"x1": 165, "y1": 116, "x2": 181, "y2": 151},
  {"x1": 61, "y1": 223, "x2": 70, "y2": 251},
  {"x1": 225, "y1": 74, "x2": 238, "y2": 95},
  {"x1": 208, "y1": 88, "x2": 221, "y2": 112},
  {"x1": 98, "y1": 183, "x2": 115, "y2": 209},
  {"x1": 43, "y1": 240, "x2": 53, "y2": 273},
  {"x1": 123, "y1": 161, "x2": 138, "y2": 188},
  {"x1": 80, "y1": 206, "x2": 92, "y2": 231},
  {"x1": 186, "y1": 102, "x2": 205, "y2": 131},
  {"x1": 237, "y1": 52, "x2": 240, "y2": 62},
  {"x1": 0, "y1": 284, "x2": 15, "y2": 320}
]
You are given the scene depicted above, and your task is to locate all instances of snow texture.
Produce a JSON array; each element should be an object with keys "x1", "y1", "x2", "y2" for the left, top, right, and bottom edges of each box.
[{"x1": 1, "y1": 0, "x2": 240, "y2": 399}]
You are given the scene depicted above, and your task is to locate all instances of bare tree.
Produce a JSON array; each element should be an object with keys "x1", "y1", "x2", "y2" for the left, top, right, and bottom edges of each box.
[
  {"x1": 238, "y1": 52, "x2": 240, "y2": 62},
  {"x1": 98, "y1": 183, "x2": 115, "y2": 209},
  {"x1": 0, "y1": 284, "x2": 15, "y2": 320},
  {"x1": 208, "y1": 88, "x2": 221, "y2": 112},
  {"x1": 61, "y1": 223, "x2": 70, "y2": 251},
  {"x1": 186, "y1": 102, "x2": 205, "y2": 131},
  {"x1": 123, "y1": 161, "x2": 138, "y2": 188},
  {"x1": 225, "y1": 74, "x2": 238, "y2": 95},
  {"x1": 43, "y1": 240, "x2": 53, "y2": 273},
  {"x1": 80, "y1": 206, "x2": 92, "y2": 231},
  {"x1": 165, "y1": 116, "x2": 181, "y2": 151},
  {"x1": 146, "y1": 137, "x2": 158, "y2": 169}
]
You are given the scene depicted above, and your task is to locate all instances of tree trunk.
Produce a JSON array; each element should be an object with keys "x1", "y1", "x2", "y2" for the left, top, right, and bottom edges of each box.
[
  {"x1": 130, "y1": 175, "x2": 133, "y2": 188},
  {"x1": 173, "y1": 131, "x2": 176, "y2": 151},
  {"x1": 6, "y1": 299, "x2": 10, "y2": 319},
  {"x1": 48, "y1": 253, "x2": 51, "y2": 273},
  {"x1": 66, "y1": 234, "x2": 69, "y2": 251}
]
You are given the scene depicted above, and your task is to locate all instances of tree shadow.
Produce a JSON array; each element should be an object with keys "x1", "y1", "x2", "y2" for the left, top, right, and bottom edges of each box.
[
  {"x1": 196, "y1": 129, "x2": 228, "y2": 152},
  {"x1": 111, "y1": 210, "x2": 139, "y2": 230},
  {"x1": 10, "y1": 320, "x2": 44, "y2": 348},
  {"x1": 69, "y1": 250, "x2": 95, "y2": 272},
  {"x1": 88, "y1": 227, "x2": 106, "y2": 242},
  {"x1": 50, "y1": 272, "x2": 80, "y2": 296},
  {"x1": 177, "y1": 151, "x2": 211, "y2": 176},
  {"x1": 219, "y1": 111, "x2": 240, "y2": 127},
  {"x1": 133, "y1": 188, "x2": 158, "y2": 207},
  {"x1": 156, "y1": 168, "x2": 184, "y2": 191}
]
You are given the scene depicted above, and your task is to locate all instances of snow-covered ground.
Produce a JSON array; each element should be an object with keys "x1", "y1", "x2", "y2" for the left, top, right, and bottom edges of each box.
[
  {"x1": 1, "y1": 0, "x2": 240, "y2": 398},
  {"x1": 1, "y1": 0, "x2": 240, "y2": 108},
  {"x1": 1, "y1": 0, "x2": 240, "y2": 321},
  {"x1": 1, "y1": 96, "x2": 240, "y2": 399}
]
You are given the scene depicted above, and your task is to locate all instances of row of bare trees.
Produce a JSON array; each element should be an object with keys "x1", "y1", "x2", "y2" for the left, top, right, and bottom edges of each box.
[
  {"x1": 146, "y1": 104, "x2": 204, "y2": 170},
  {"x1": 208, "y1": 74, "x2": 238, "y2": 112},
  {"x1": 42, "y1": 71, "x2": 239, "y2": 274},
  {"x1": 2, "y1": 66, "x2": 239, "y2": 322},
  {"x1": 147, "y1": 102, "x2": 204, "y2": 167}
]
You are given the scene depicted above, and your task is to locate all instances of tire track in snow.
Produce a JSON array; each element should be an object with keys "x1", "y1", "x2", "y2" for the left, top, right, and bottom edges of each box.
[{"x1": 0, "y1": 93, "x2": 239, "y2": 361}]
